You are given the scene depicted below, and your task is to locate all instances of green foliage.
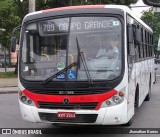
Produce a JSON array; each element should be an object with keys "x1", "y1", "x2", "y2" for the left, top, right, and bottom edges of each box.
[
  {"x1": 0, "y1": 72, "x2": 17, "y2": 78},
  {"x1": 0, "y1": 0, "x2": 21, "y2": 49},
  {"x1": 13, "y1": 0, "x2": 28, "y2": 21},
  {"x1": 15, "y1": 0, "x2": 138, "y2": 21},
  {"x1": 141, "y1": 9, "x2": 160, "y2": 46},
  {"x1": 0, "y1": 0, "x2": 138, "y2": 50}
]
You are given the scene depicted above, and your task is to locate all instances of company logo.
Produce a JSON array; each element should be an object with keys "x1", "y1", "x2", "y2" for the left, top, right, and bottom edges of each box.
[
  {"x1": 63, "y1": 98, "x2": 70, "y2": 105},
  {"x1": 2, "y1": 129, "x2": 11, "y2": 134},
  {"x1": 59, "y1": 91, "x2": 74, "y2": 95}
]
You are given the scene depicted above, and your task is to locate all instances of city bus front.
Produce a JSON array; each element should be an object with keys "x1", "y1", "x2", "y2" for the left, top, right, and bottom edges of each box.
[{"x1": 18, "y1": 7, "x2": 128, "y2": 125}]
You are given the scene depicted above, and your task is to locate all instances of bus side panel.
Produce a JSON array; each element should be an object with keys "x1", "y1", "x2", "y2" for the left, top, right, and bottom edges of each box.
[{"x1": 128, "y1": 63, "x2": 136, "y2": 120}]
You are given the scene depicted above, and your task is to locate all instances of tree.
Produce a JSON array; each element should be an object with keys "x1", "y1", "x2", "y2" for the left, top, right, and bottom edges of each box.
[
  {"x1": 0, "y1": 0, "x2": 139, "y2": 50},
  {"x1": 141, "y1": 9, "x2": 160, "y2": 45},
  {"x1": 13, "y1": 0, "x2": 138, "y2": 21},
  {"x1": 141, "y1": 9, "x2": 160, "y2": 58},
  {"x1": 0, "y1": 0, "x2": 20, "y2": 49}
]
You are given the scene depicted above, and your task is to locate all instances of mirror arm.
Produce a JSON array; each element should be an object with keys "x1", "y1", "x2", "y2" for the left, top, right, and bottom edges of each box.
[{"x1": 11, "y1": 25, "x2": 21, "y2": 36}]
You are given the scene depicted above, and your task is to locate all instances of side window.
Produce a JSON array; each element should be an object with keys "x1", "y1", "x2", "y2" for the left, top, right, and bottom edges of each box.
[
  {"x1": 147, "y1": 32, "x2": 150, "y2": 57},
  {"x1": 145, "y1": 31, "x2": 148, "y2": 58},
  {"x1": 141, "y1": 28, "x2": 145, "y2": 58},
  {"x1": 152, "y1": 46, "x2": 154, "y2": 57},
  {"x1": 127, "y1": 15, "x2": 135, "y2": 58}
]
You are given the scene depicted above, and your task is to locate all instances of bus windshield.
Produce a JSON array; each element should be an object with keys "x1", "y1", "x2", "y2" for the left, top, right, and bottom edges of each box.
[{"x1": 21, "y1": 16, "x2": 122, "y2": 81}]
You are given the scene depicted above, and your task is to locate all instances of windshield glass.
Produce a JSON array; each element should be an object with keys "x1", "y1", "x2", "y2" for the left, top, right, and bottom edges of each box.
[{"x1": 21, "y1": 16, "x2": 122, "y2": 81}]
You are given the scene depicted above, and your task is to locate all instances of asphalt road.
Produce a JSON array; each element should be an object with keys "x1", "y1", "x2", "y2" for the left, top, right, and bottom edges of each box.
[{"x1": 0, "y1": 67, "x2": 160, "y2": 137}]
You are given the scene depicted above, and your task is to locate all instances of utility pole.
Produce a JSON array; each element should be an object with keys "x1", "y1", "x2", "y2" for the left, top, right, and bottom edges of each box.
[
  {"x1": 29, "y1": 0, "x2": 36, "y2": 13},
  {"x1": 20, "y1": 0, "x2": 36, "y2": 13}
]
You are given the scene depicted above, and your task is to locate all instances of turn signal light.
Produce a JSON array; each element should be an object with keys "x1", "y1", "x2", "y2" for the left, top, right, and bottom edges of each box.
[
  {"x1": 18, "y1": 91, "x2": 23, "y2": 96},
  {"x1": 119, "y1": 91, "x2": 124, "y2": 97}
]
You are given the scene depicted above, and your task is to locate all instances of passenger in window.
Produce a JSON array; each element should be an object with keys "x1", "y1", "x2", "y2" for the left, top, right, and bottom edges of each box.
[
  {"x1": 96, "y1": 45, "x2": 108, "y2": 58},
  {"x1": 96, "y1": 37, "x2": 119, "y2": 59}
]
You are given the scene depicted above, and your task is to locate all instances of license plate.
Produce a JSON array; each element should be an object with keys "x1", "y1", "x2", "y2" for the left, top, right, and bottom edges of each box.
[{"x1": 57, "y1": 112, "x2": 76, "y2": 118}]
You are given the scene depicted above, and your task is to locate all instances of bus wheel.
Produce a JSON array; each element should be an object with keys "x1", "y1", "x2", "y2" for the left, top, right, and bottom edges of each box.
[
  {"x1": 153, "y1": 69, "x2": 156, "y2": 84},
  {"x1": 145, "y1": 78, "x2": 151, "y2": 101}
]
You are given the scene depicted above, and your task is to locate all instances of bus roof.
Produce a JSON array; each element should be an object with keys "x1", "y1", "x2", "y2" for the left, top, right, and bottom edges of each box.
[
  {"x1": 105, "y1": 5, "x2": 152, "y2": 32},
  {"x1": 24, "y1": 5, "x2": 152, "y2": 32}
]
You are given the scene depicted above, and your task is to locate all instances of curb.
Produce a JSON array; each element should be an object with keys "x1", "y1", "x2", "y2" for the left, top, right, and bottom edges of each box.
[{"x1": 0, "y1": 87, "x2": 18, "y2": 94}]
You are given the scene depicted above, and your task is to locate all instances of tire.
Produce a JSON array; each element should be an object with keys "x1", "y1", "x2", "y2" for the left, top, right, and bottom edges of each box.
[
  {"x1": 153, "y1": 69, "x2": 156, "y2": 84},
  {"x1": 135, "y1": 85, "x2": 139, "y2": 109},
  {"x1": 145, "y1": 78, "x2": 151, "y2": 101}
]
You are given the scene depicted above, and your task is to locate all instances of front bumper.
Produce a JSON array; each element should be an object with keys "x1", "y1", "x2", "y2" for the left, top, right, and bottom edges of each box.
[{"x1": 19, "y1": 98, "x2": 128, "y2": 125}]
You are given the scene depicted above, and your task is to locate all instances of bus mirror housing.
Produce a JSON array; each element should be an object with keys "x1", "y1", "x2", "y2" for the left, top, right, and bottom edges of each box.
[
  {"x1": 143, "y1": 0, "x2": 160, "y2": 7},
  {"x1": 10, "y1": 36, "x2": 17, "y2": 52},
  {"x1": 10, "y1": 25, "x2": 21, "y2": 52}
]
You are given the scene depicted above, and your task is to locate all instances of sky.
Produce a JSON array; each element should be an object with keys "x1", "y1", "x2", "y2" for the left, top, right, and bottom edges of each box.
[{"x1": 131, "y1": 0, "x2": 151, "y2": 17}]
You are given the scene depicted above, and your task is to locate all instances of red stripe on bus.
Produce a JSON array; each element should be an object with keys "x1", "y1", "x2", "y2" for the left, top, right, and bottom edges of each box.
[
  {"x1": 42, "y1": 5, "x2": 105, "y2": 13},
  {"x1": 23, "y1": 89, "x2": 117, "y2": 110}
]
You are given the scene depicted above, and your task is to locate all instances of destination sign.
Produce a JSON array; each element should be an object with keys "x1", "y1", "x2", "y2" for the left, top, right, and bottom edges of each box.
[{"x1": 39, "y1": 17, "x2": 121, "y2": 35}]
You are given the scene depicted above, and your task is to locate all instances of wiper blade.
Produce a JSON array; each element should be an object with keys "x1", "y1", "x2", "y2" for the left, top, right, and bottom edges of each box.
[
  {"x1": 41, "y1": 62, "x2": 77, "y2": 85},
  {"x1": 76, "y1": 38, "x2": 93, "y2": 85}
]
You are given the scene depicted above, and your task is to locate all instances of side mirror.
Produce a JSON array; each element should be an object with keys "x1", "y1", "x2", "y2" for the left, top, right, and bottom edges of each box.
[
  {"x1": 10, "y1": 36, "x2": 17, "y2": 52},
  {"x1": 143, "y1": 0, "x2": 160, "y2": 7}
]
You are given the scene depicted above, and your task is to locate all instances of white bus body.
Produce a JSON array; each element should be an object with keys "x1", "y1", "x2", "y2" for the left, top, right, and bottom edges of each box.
[{"x1": 18, "y1": 5, "x2": 154, "y2": 126}]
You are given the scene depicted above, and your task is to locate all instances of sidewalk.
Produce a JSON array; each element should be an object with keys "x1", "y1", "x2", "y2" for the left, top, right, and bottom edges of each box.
[{"x1": 0, "y1": 78, "x2": 18, "y2": 94}]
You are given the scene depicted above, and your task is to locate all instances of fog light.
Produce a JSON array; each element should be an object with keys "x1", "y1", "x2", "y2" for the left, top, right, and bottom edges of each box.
[
  {"x1": 27, "y1": 99, "x2": 32, "y2": 104},
  {"x1": 105, "y1": 100, "x2": 111, "y2": 106},
  {"x1": 21, "y1": 96, "x2": 27, "y2": 102},
  {"x1": 113, "y1": 96, "x2": 121, "y2": 104}
]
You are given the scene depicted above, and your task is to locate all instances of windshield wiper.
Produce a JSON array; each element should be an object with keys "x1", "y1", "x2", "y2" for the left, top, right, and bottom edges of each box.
[
  {"x1": 41, "y1": 62, "x2": 77, "y2": 85},
  {"x1": 76, "y1": 38, "x2": 93, "y2": 85}
]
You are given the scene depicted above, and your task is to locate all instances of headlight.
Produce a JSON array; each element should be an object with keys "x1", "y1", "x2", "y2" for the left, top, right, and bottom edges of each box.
[
  {"x1": 19, "y1": 91, "x2": 35, "y2": 106},
  {"x1": 101, "y1": 89, "x2": 125, "y2": 108},
  {"x1": 21, "y1": 96, "x2": 27, "y2": 102},
  {"x1": 112, "y1": 96, "x2": 123, "y2": 104}
]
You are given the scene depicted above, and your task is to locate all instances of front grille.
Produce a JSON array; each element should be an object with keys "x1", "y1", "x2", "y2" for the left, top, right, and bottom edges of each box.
[
  {"x1": 39, "y1": 112, "x2": 98, "y2": 123},
  {"x1": 38, "y1": 102, "x2": 98, "y2": 110},
  {"x1": 27, "y1": 88, "x2": 107, "y2": 95}
]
